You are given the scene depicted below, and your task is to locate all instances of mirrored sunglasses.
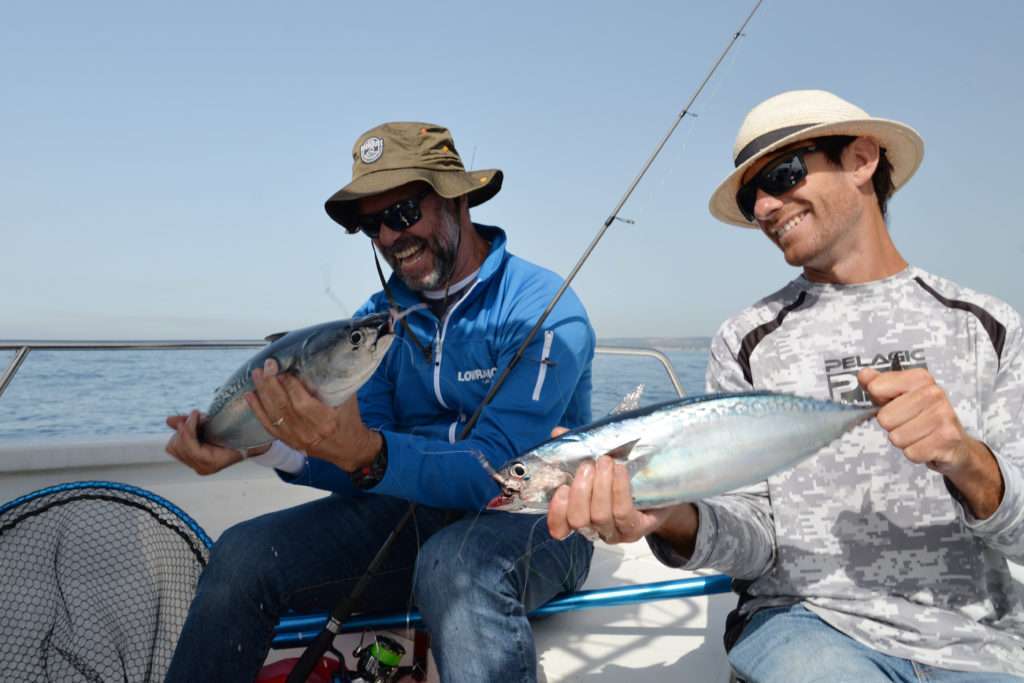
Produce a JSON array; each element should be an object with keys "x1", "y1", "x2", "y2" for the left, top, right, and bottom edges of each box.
[
  {"x1": 736, "y1": 145, "x2": 817, "y2": 223},
  {"x1": 356, "y1": 188, "x2": 433, "y2": 238}
]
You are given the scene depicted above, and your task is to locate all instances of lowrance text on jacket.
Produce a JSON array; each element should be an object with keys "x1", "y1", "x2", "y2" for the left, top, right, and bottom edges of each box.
[{"x1": 457, "y1": 367, "x2": 498, "y2": 383}]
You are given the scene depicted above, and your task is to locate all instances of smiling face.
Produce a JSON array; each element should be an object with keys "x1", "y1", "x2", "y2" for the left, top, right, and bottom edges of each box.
[
  {"x1": 742, "y1": 140, "x2": 868, "y2": 279},
  {"x1": 358, "y1": 182, "x2": 462, "y2": 291}
]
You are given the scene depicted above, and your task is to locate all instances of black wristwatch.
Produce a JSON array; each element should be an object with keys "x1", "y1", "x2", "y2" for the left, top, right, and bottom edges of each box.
[{"x1": 349, "y1": 433, "x2": 388, "y2": 490}]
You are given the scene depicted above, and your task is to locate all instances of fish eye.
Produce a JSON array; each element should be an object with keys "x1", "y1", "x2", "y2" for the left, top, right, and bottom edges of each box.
[
  {"x1": 510, "y1": 462, "x2": 527, "y2": 479},
  {"x1": 349, "y1": 331, "x2": 363, "y2": 346}
]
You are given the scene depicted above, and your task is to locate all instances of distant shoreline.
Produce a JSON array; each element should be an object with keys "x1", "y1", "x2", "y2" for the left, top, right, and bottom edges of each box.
[
  {"x1": 0, "y1": 337, "x2": 715, "y2": 353},
  {"x1": 597, "y1": 337, "x2": 711, "y2": 353}
]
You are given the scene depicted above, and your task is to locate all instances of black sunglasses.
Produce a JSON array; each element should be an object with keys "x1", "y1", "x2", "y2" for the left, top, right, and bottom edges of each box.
[
  {"x1": 736, "y1": 144, "x2": 817, "y2": 222},
  {"x1": 356, "y1": 188, "x2": 432, "y2": 238}
]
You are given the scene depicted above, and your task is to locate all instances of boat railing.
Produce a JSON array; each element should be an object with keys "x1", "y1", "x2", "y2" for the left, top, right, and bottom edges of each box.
[
  {"x1": 0, "y1": 340, "x2": 264, "y2": 400},
  {"x1": 0, "y1": 341, "x2": 686, "y2": 401}
]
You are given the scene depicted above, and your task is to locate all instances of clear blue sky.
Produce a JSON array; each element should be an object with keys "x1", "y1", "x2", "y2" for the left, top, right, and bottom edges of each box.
[{"x1": 3, "y1": 1, "x2": 1022, "y2": 340}]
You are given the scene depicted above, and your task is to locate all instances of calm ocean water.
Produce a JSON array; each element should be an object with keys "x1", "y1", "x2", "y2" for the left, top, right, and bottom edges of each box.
[{"x1": 0, "y1": 341, "x2": 711, "y2": 444}]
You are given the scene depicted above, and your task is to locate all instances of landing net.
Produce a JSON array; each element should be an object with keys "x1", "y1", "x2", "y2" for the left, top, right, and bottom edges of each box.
[{"x1": 0, "y1": 481, "x2": 211, "y2": 682}]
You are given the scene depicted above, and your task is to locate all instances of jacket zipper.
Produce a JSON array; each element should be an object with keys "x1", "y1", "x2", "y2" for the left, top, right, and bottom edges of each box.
[
  {"x1": 531, "y1": 330, "x2": 555, "y2": 401},
  {"x1": 432, "y1": 281, "x2": 481, "y2": 432}
]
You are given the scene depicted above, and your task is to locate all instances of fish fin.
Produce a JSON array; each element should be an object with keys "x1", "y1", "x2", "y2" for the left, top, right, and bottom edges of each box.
[
  {"x1": 605, "y1": 438, "x2": 641, "y2": 461},
  {"x1": 624, "y1": 448, "x2": 657, "y2": 477},
  {"x1": 609, "y1": 384, "x2": 645, "y2": 415},
  {"x1": 264, "y1": 331, "x2": 289, "y2": 343}
]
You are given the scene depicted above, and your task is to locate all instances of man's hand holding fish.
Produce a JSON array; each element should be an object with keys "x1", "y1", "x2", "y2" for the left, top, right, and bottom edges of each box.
[
  {"x1": 246, "y1": 358, "x2": 383, "y2": 472},
  {"x1": 547, "y1": 454, "x2": 698, "y2": 552},
  {"x1": 165, "y1": 410, "x2": 257, "y2": 475}
]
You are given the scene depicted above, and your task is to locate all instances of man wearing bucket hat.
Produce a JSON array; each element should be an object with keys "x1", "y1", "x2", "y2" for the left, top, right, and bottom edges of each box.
[
  {"x1": 165, "y1": 122, "x2": 596, "y2": 682},
  {"x1": 548, "y1": 90, "x2": 1024, "y2": 680}
]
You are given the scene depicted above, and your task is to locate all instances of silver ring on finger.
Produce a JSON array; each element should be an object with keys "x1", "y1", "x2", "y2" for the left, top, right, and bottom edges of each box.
[{"x1": 272, "y1": 416, "x2": 286, "y2": 427}]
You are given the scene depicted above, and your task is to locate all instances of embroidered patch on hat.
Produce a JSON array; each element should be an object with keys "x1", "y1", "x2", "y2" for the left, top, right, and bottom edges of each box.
[{"x1": 360, "y1": 137, "x2": 384, "y2": 164}]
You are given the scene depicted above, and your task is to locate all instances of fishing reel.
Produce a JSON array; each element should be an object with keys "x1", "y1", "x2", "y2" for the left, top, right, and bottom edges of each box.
[{"x1": 351, "y1": 635, "x2": 407, "y2": 683}]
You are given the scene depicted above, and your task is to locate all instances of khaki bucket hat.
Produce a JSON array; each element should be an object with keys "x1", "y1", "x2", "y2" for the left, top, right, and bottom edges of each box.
[
  {"x1": 708, "y1": 90, "x2": 924, "y2": 228},
  {"x1": 325, "y1": 122, "x2": 503, "y2": 232}
]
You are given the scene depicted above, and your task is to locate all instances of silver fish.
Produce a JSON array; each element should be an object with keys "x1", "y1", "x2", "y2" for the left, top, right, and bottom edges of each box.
[
  {"x1": 198, "y1": 313, "x2": 393, "y2": 450},
  {"x1": 485, "y1": 391, "x2": 876, "y2": 512}
]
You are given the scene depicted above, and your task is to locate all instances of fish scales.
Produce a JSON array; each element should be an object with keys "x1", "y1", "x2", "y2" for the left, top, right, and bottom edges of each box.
[{"x1": 487, "y1": 391, "x2": 877, "y2": 512}]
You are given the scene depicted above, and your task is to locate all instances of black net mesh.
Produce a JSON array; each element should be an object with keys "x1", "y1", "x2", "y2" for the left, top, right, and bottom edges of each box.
[{"x1": 0, "y1": 482, "x2": 210, "y2": 682}]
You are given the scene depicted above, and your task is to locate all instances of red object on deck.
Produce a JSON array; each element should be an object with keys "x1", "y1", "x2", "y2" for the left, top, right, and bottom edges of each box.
[{"x1": 256, "y1": 655, "x2": 343, "y2": 683}]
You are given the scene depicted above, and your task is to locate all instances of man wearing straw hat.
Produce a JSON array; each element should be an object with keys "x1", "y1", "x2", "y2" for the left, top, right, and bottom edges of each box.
[
  {"x1": 165, "y1": 122, "x2": 596, "y2": 682},
  {"x1": 548, "y1": 90, "x2": 1024, "y2": 680}
]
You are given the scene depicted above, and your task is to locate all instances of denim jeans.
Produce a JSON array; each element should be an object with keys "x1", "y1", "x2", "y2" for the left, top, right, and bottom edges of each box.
[
  {"x1": 729, "y1": 603, "x2": 1024, "y2": 683},
  {"x1": 165, "y1": 493, "x2": 593, "y2": 683}
]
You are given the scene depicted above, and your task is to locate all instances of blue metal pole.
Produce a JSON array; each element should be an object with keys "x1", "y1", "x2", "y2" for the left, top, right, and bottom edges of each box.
[{"x1": 272, "y1": 574, "x2": 733, "y2": 648}]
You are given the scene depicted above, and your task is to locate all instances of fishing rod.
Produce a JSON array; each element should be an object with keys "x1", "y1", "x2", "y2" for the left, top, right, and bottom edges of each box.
[
  {"x1": 467, "y1": 0, "x2": 763, "y2": 434},
  {"x1": 285, "y1": 2, "x2": 762, "y2": 679}
]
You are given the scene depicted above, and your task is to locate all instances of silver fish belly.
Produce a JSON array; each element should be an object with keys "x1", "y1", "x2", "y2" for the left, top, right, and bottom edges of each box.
[
  {"x1": 488, "y1": 391, "x2": 876, "y2": 511},
  {"x1": 198, "y1": 313, "x2": 393, "y2": 450}
]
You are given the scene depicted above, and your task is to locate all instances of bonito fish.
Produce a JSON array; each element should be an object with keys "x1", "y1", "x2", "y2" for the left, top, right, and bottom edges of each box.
[
  {"x1": 199, "y1": 313, "x2": 393, "y2": 450},
  {"x1": 485, "y1": 391, "x2": 876, "y2": 512}
]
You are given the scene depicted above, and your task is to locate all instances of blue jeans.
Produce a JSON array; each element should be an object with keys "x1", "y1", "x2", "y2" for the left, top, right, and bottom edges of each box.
[
  {"x1": 729, "y1": 603, "x2": 1024, "y2": 683},
  {"x1": 165, "y1": 493, "x2": 592, "y2": 683}
]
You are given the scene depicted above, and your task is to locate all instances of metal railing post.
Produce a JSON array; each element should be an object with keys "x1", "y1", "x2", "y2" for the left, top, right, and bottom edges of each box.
[
  {"x1": 0, "y1": 347, "x2": 31, "y2": 400},
  {"x1": 595, "y1": 345, "x2": 686, "y2": 398}
]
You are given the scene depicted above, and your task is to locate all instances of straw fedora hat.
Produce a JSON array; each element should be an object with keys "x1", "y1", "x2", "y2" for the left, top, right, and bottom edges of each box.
[
  {"x1": 325, "y1": 122, "x2": 503, "y2": 232},
  {"x1": 708, "y1": 90, "x2": 924, "y2": 228}
]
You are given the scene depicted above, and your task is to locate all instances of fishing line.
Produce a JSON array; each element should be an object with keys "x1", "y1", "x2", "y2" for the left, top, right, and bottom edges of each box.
[
  {"x1": 286, "y1": 3, "x2": 763, "y2": 679},
  {"x1": 403, "y1": 512, "x2": 424, "y2": 629},
  {"x1": 630, "y1": 24, "x2": 747, "y2": 225},
  {"x1": 388, "y1": 303, "x2": 427, "y2": 327},
  {"x1": 517, "y1": 515, "x2": 547, "y2": 603},
  {"x1": 454, "y1": 507, "x2": 486, "y2": 562},
  {"x1": 465, "y1": 1, "x2": 764, "y2": 429},
  {"x1": 321, "y1": 264, "x2": 351, "y2": 316},
  {"x1": 371, "y1": 246, "x2": 432, "y2": 362},
  {"x1": 387, "y1": 332, "x2": 430, "y2": 369},
  {"x1": 635, "y1": 24, "x2": 749, "y2": 220}
]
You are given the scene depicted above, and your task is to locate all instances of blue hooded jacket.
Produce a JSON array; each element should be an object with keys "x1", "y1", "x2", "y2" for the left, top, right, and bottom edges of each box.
[{"x1": 284, "y1": 225, "x2": 595, "y2": 510}]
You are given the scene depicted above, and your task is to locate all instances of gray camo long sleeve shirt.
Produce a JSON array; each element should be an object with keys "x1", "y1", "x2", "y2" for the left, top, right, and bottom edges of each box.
[{"x1": 649, "y1": 266, "x2": 1024, "y2": 675}]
